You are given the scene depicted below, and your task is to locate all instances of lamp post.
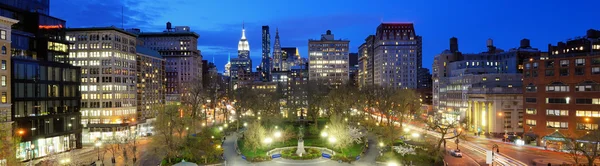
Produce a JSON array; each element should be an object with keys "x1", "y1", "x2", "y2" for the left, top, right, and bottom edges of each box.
[{"x1": 28, "y1": 144, "x2": 35, "y2": 166}]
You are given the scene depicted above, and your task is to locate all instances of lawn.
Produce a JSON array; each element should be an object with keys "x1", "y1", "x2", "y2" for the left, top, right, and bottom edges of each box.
[{"x1": 238, "y1": 118, "x2": 366, "y2": 161}]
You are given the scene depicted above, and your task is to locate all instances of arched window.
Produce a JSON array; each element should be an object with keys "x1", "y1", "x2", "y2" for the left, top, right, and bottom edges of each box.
[
  {"x1": 546, "y1": 82, "x2": 569, "y2": 92},
  {"x1": 575, "y1": 81, "x2": 600, "y2": 92},
  {"x1": 1, "y1": 46, "x2": 5, "y2": 54}
]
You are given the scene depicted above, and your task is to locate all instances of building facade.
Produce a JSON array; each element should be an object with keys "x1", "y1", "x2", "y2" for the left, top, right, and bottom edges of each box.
[
  {"x1": 523, "y1": 29, "x2": 600, "y2": 142},
  {"x1": 433, "y1": 38, "x2": 540, "y2": 134},
  {"x1": 358, "y1": 35, "x2": 375, "y2": 89},
  {"x1": 137, "y1": 22, "x2": 202, "y2": 103},
  {"x1": 372, "y1": 23, "x2": 422, "y2": 89},
  {"x1": 230, "y1": 25, "x2": 253, "y2": 90},
  {"x1": 2, "y1": 1, "x2": 83, "y2": 160},
  {"x1": 135, "y1": 46, "x2": 165, "y2": 125},
  {"x1": 273, "y1": 28, "x2": 282, "y2": 72},
  {"x1": 0, "y1": 15, "x2": 18, "y2": 165},
  {"x1": 308, "y1": 30, "x2": 349, "y2": 86},
  {"x1": 66, "y1": 27, "x2": 138, "y2": 143},
  {"x1": 261, "y1": 26, "x2": 271, "y2": 81}
]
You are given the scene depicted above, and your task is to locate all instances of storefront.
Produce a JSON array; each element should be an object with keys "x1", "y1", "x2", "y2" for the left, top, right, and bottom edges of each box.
[
  {"x1": 17, "y1": 134, "x2": 77, "y2": 160},
  {"x1": 541, "y1": 131, "x2": 568, "y2": 150},
  {"x1": 81, "y1": 126, "x2": 136, "y2": 144}
]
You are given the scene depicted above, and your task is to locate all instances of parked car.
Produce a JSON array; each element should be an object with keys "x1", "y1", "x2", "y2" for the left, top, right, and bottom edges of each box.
[{"x1": 449, "y1": 149, "x2": 462, "y2": 157}]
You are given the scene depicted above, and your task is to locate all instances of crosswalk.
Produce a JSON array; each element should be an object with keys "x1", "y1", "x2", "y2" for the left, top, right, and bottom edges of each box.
[{"x1": 411, "y1": 125, "x2": 528, "y2": 166}]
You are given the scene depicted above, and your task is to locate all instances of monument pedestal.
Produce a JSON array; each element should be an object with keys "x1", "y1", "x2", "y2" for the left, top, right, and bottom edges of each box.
[{"x1": 296, "y1": 139, "x2": 306, "y2": 156}]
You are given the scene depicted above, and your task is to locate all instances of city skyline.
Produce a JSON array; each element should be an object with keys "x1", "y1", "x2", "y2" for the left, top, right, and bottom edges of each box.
[{"x1": 52, "y1": 0, "x2": 600, "y2": 73}]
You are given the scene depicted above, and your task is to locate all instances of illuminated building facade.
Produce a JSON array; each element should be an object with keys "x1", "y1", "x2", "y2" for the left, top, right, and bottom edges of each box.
[
  {"x1": 433, "y1": 38, "x2": 539, "y2": 134},
  {"x1": 308, "y1": 30, "x2": 349, "y2": 86},
  {"x1": 137, "y1": 22, "x2": 202, "y2": 103},
  {"x1": 373, "y1": 23, "x2": 422, "y2": 89},
  {"x1": 2, "y1": 0, "x2": 83, "y2": 160},
  {"x1": 135, "y1": 46, "x2": 165, "y2": 128},
  {"x1": 0, "y1": 15, "x2": 17, "y2": 164},
  {"x1": 523, "y1": 29, "x2": 600, "y2": 143},
  {"x1": 66, "y1": 27, "x2": 138, "y2": 143}
]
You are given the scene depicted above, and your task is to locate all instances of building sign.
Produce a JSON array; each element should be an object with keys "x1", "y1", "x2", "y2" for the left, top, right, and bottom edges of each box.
[{"x1": 39, "y1": 24, "x2": 63, "y2": 29}]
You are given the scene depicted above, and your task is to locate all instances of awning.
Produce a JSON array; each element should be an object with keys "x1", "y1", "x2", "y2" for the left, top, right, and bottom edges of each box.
[{"x1": 542, "y1": 131, "x2": 568, "y2": 142}]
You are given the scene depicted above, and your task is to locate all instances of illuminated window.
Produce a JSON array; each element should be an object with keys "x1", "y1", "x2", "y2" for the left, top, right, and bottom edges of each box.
[
  {"x1": 1, "y1": 76, "x2": 5, "y2": 86},
  {"x1": 482, "y1": 77, "x2": 487, "y2": 81},
  {"x1": 0, "y1": 61, "x2": 3, "y2": 70},
  {"x1": 526, "y1": 108, "x2": 536, "y2": 115},
  {"x1": 546, "y1": 121, "x2": 568, "y2": 129},
  {"x1": 526, "y1": 119, "x2": 536, "y2": 126},
  {"x1": 546, "y1": 109, "x2": 568, "y2": 116},
  {"x1": 1, "y1": 92, "x2": 5, "y2": 103}
]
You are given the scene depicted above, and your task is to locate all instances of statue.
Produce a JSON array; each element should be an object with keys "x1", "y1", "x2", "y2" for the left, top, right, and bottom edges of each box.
[{"x1": 296, "y1": 126, "x2": 306, "y2": 156}]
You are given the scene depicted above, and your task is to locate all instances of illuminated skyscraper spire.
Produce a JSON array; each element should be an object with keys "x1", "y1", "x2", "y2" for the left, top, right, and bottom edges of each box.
[{"x1": 273, "y1": 27, "x2": 282, "y2": 71}]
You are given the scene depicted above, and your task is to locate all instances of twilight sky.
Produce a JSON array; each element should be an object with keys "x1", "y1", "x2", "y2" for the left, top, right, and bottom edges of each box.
[{"x1": 51, "y1": 0, "x2": 600, "y2": 73}]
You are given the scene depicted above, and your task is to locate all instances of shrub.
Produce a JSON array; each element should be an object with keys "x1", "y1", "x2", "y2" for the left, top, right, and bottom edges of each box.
[{"x1": 280, "y1": 148, "x2": 321, "y2": 160}]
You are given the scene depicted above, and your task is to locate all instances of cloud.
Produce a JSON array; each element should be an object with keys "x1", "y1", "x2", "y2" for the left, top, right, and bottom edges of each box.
[{"x1": 51, "y1": 0, "x2": 174, "y2": 30}]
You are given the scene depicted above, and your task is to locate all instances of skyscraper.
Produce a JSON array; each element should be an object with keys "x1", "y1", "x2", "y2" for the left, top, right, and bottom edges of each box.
[
  {"x1": 273, "y1": 28, "x2": 282, "y2": 71},
  {"x1": 308, "y1": 30, "x2": 350, "y2": 86},
  {"x1": 230, "y1": 24, "x2": 252, "y2": 89},
  {"x1": 372, "y1": 23, "x2": 422, "y2": 89},
  {"x1": 261, "y1": 26, "x2": 271, "y2": 81}
]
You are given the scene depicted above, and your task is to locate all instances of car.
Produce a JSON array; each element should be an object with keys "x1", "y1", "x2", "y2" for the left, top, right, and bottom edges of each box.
[{"x1": 449, "y1": 149, "x2": 462, "y2": 157}]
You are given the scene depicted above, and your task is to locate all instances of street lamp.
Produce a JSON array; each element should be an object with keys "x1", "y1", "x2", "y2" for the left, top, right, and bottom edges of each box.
[
  {"x1": 274, "y1": 131, "x2": 281, "y2": 138},
  {"x1": 328, "y1": 137, "x2": 337, "y2": 143},
  {"x1": 320, "y1": 132, "x2": 328, "y2": 137}
]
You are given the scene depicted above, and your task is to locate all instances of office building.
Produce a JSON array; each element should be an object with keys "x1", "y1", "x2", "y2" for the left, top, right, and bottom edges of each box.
[
  {"x1": 358, "y1": 35, "x2": 375, "y2": 89},
  {"x1": 273, "y1": 28, "x2": 282, "y2": 71},
  {"x1": 371, "y1": 23, "x2": 422, "y2": 89},
  {"x1": 2, "y1": 1, "x2": 83, "y2": 160},
  {"x1": 308, "y1": 30, "x2": 349, "y2": 86},
  {"x1": 349, "y1": 53, "x2": 358, "y2": 87},
  {"x1": 137, "y1": 22, "x2": 202, "y2": 103},
  {"x1": 0, "y1": 15, "x2": 18, "y2": 164},
  {"x1": 523, "y1": 29, "x2": 600, "y2": 147},
  {"x1": 433, "y1": 38, "x2": 540, "y2": 134},
  {"x1": 261, "y1": 26, "x2": 271, "y2": 81},
  {"x1": 135, "y1": 46, "x2": 165, "y2": 136},
  {"x1": 417, "y1": 68, "x2": 432, "y2": 105},
  {"x1": 66, "y1": 27, "x2": 138, "y2": 143},
  {"x1": 230, "y1": 24, "x2": 252, "y2": 89}
]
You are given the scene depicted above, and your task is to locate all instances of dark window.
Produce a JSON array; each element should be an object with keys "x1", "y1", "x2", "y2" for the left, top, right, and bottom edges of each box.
[
  {"x1": 546, "y1": 98, "x2": 568, "y2": 104},
  {"x1": 525, "y1": 71, "x2": 530, "y2": 77},
  {"x1": 560, "y1": 68, "x2": 569, "y2": 76},
  {"x1": 576, "y1": 98, "x2": 592, "y2": 104},
  {"x1": 593, "y1": 58, "x2": 600, "y2": 65},
  {"x1": 545, "y1": 69, "x2": 554, "y2": 76},
  {"x1": 1, "y1": 46, "x2": 5, "y2": 54},
  {"x1": 546, "y1": 61, "x2": 555, "y2": 68},
  {"x1": 532, "y1": 71, "x2": 538, "y2": 77},
  {"x1": 575, "y1": 68, "x2": 585, "y2": 75},
  {"x1": 526, "y1": 98, "x2": 537, "y2": 103}
]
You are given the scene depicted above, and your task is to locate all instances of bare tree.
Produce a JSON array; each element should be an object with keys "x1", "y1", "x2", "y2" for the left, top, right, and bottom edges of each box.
[
  {"x1": 425, "y1": 114, "x2": 464, "y2": 152},
  {"x1": 150, "y1": 104, "x2": 186, "y2": 163},
  {"x1": 185, "y1": 77, "x2": 208, "y2": 134},
  {"x1": 564, "y1": 130, "x2": 600, "y2": 166}
]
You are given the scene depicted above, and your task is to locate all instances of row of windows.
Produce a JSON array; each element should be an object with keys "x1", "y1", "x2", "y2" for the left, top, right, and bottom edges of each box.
[{"x1": 527, "y1": 119, "x2": 599, "y2": 131}]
